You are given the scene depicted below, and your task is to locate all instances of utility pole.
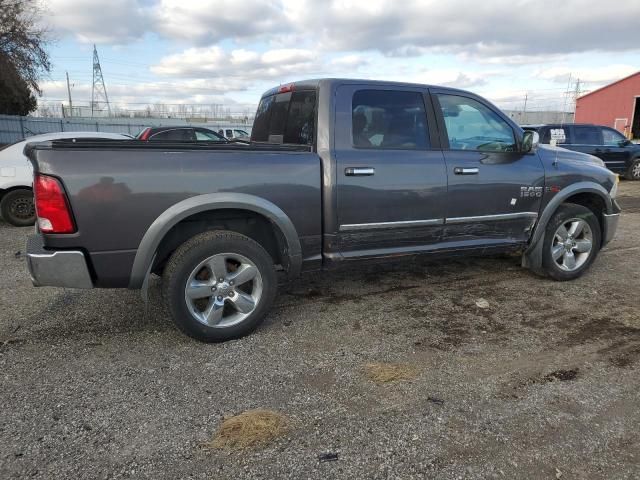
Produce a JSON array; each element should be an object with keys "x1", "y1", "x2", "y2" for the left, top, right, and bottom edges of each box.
[
  {"x1": 65, "y1": 71, "x2": 73, "y2": 118},
  {"x1": 522, "y1": 92, "x2": 528, "y2": 124}
]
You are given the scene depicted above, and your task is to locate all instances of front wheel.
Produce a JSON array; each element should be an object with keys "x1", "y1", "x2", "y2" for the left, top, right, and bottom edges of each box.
[
  {"x1": 0, "y1": 189, "x2": 35, "y2": 226},
  {"x1": 541, "y1": 203, "x2": 601, "y2": 281},
  {"x1": 162, "y1": 230, "x2": 277, "y2": 342},
  {"x1": 625, "y1": 158, "x2": 640, "y2": 180}
]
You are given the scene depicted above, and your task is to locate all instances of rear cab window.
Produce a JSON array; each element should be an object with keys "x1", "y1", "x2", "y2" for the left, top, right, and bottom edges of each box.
[{"x1": 251, "y1": 88, "x2": 316, "y2": 145}]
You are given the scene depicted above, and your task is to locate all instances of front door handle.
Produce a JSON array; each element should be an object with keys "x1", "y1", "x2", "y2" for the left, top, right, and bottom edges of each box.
[
  {"x1": 454, "y1": 167, "x2": 479, "y2": 175},
  {"x1": 345, "y1": 167, "x2": 375, "y2": 176}
]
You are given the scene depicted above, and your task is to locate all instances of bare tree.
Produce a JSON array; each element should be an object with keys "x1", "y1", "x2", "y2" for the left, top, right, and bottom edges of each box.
[{"x1": 0, "y1": 0, "x2": 50, "y2": 95}]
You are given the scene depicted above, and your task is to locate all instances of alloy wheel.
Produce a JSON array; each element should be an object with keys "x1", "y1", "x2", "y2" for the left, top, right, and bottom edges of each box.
[
  {"x1": 184, "y1": 253, "x2": 263, "y2": 328},
  {"x1": 550, "y1": 218, "x2": 593, "y2": 272}
]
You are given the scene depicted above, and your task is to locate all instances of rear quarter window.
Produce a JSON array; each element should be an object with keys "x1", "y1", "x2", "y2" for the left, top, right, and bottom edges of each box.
[{"x1": 542, "y1": 127, "x2": 569, "y2": 144}]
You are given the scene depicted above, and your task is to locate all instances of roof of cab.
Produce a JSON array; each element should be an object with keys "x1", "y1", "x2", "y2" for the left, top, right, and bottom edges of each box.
[{"x1": 259, "y1": 78, "x2": 472, "y2": 98}]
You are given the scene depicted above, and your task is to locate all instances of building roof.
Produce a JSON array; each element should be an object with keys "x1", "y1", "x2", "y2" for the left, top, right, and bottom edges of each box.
[{"x1": 577, "y1": 71, "x2": 640, "y2": 101}]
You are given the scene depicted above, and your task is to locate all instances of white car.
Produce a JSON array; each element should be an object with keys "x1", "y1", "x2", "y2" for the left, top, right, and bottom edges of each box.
[
  {"x1": 0, "y1": 131, "x2": 131, "y2": 226},
  {"x1": 217, "y1": 128, "x2": 251, "y2": 141}
]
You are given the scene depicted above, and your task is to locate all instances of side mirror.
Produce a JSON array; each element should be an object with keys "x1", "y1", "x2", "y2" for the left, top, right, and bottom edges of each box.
[
  {"x1": 522, "y1": 130, "x2": 539, "y2": 153},
  {"x1": 620, "y1": 139, "x2": 631, "y2": 147}
]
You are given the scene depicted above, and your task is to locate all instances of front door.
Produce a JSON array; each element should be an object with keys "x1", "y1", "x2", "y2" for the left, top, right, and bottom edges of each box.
[
  {"x1": 432, "y1": 92, "x2": 545, "y2": 245},
  {"x1": 334, "y1": 85, "x2": 448, "y2": 257},
  {"x1": 599, "y1": 126, "x2": 632, "y2": 173}
]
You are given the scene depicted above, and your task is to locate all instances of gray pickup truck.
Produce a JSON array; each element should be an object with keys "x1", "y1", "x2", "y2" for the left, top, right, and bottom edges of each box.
[{"x1": 25, "y1": 79, "x2": 621, "y2": 342}]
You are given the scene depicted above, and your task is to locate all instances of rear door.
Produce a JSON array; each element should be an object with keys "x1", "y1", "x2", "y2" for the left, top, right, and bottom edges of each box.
[
  {"x1": 566, "y1": 125, "x2": 602, "y2": 158},
  {"x1": 433, "y1": 91, "x2": 544, "y2": 245},
  {"x1": 334, "y1": 85, "x2": 447, "y2": 256}
]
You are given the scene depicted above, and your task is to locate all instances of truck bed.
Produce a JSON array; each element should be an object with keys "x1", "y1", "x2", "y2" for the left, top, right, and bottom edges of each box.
[{"x1": 27, "y1": 140, "x2": 321, "y2": 287}]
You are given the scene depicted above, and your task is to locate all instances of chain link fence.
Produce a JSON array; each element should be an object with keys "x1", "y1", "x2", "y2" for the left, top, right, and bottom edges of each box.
[{"x1": 0, "y1": 114, "x2": 251, "y2": 145}]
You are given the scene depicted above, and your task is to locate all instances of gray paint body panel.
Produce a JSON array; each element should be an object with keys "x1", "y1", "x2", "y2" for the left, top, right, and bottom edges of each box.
[
  {"x1": 128, "y1": 193, "x2": 303, "y2": 288},
  {"x1": 25, "y1": 78, "x2": 619, "y2": 290}
]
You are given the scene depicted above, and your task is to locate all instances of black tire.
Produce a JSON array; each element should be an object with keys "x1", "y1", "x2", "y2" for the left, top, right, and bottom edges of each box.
[
  {"x1": 0, "y1": 189, "x2": 35, "y2": 226},
  {"x1": 541, "y1": 203, "x2": 601, "y2": 281},
  {"x1": 162, "y1": 230, "x2": 277, "y2": 342},
  {"x1": 625, "y1": 158, "x2": 640, "y2": 180}
]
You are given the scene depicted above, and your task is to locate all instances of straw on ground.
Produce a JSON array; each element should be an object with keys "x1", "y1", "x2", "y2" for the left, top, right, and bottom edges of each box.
[
  {"x1": 206, "y1": 409, "x2": 289, "y2": 450},
  {"x1": 364, "y1": 362, "x2": 419, "y2": 383}
]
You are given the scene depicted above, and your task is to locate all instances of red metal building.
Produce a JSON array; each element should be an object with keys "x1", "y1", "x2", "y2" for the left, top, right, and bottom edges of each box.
[{"x1": 575, "y1": 71, "x2": 640, "y2": 139}]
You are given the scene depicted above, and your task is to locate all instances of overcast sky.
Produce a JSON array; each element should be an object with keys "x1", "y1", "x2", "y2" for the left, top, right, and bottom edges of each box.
[{"x1": 39, "y1": 0, "x2": 640, "y2": 112}]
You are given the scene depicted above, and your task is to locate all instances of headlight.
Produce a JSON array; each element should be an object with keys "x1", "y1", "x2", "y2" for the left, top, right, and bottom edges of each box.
[
  {"x1": 610, "y1": 175, "x2": 619, "y2": 199},
  {"x1": 590, "y1": 155, "x2": 605, "y2": 167}
]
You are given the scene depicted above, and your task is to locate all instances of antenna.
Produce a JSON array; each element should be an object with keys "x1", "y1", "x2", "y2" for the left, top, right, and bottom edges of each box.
[
  {"x1": 554, "y1": 73, "x2": 573, "y2": 167},
  {"x1": 91, "y1": 45, "x2": 111, "y2": 117},
  {"x1": 572, "y1": 78, "x2": 581, "y2": 119}
]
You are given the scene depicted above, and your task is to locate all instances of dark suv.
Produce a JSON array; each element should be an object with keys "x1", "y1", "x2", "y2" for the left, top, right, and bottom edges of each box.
[
  {"x1": 137, "y1": 126, "x2": 227, "y2": 142},
  {"x1": 523, "y1": 123, "x2": 640, "y2": 179}
]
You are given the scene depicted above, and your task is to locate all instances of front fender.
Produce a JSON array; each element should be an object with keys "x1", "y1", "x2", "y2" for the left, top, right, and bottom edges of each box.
[
  {"x1": 128, "y1": 192, "x2": 302, "y2": 290},
  {"x1": 522, "y1": 181, "x2": 614, "y2": 274}
]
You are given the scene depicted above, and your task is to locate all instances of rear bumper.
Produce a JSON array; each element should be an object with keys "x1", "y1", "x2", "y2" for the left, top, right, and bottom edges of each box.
[{"x1": 26, "y1": 234, "x2": 93, "y2": 288}]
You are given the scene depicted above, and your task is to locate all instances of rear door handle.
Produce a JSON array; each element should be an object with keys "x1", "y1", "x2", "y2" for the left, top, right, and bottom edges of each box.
[
  {"x1": 454, "y1": 167, "x2": 479, "y2": 175},
  {"x1": 345, "y1": 167, "x2": 375, "y2": 176}
]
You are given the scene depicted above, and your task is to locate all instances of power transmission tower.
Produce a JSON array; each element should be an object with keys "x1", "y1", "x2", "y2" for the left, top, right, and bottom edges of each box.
[
  {"x1": 572, "y1": 78, "x2": 581, "y2": 120},
  {"x1": 91, "y1": 45, "x2": 111, "y2": 117}
]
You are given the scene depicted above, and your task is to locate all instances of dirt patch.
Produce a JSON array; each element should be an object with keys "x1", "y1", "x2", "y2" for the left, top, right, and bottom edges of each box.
[
  {"x1": 562, "y1": 317, "x2": 640, "y2": 346},
  {"x1": 205, "y1": 409, "x2": 289, "y2": 450},
  {"x1": 363, "y1": 362, "x2": 419, "y2": 383},
  {"x1": 608, "y1": 344, "x2": 640, "y2": 368},
  {"x1": 543, "y1": 369, "x2": 579, "y2": 382}
]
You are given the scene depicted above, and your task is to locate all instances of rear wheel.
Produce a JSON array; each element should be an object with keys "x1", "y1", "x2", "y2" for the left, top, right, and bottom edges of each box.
[
  {"x1": 162, "y1": 230, "x2": 277, "y2": 342},
  {"x1": 625, "y1": 158, "x2": 640, "y2": 180},
  {"x1": 0, "y1": 189, "x2": 35, "y2": 226},
  {"x1": 541, "y1": 203, "x2": 601, "y2": 281}
]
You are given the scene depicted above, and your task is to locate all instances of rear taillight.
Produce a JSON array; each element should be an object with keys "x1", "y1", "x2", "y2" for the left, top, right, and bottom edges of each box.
[
  {"x1": 33, "y1": 174, "x2": 75, "y2": 233},
  {"x1": 138, "y1": 128, "x2": 151, "y2": 140},
  {"x1": 278, "y1": 83, "x2": 295, "y2": 93}
]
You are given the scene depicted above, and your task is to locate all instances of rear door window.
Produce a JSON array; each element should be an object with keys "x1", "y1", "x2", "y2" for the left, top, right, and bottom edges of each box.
[
  {"x1": 195, "y1": 129, "x2": 224, "y2": 141},
  {"x1": 251, "y1": 90, "x2": 316, "y2": 145},
  {"x1": 150, "y1": 129, "x2": 193, "y2": 141},
  {"x1": 572, "y1": 126, "x2": 602, "y2": 145},
  {"x1": 351, "y1": 90, "x2": 429, "y2": 149}
]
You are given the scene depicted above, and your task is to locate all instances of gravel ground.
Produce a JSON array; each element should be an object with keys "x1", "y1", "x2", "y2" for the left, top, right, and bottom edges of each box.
[{"x1": 1, "y1": 183, "x2": 639, "y2": 479}]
